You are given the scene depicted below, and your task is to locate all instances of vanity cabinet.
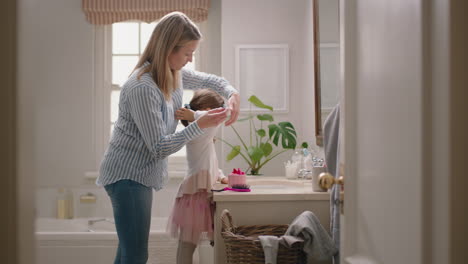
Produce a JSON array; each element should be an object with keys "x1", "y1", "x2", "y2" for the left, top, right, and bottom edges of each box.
[{"x1": 213, "y1": 177, "x2": 331, "y2": 264}]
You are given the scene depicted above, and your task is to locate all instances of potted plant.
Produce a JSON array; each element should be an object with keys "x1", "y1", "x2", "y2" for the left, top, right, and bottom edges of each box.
[{"x1": 219, "y1": 95, "x2": 298, "y2": 175}]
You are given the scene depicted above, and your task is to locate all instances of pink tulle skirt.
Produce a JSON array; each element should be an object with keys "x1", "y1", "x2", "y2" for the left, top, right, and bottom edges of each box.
[{"x1": 167, "y1": 191, "x2": 214, "y2": 244}]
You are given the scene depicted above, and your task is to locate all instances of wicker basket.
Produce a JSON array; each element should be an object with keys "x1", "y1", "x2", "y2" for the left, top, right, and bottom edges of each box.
[{"x1": 221, "y1": 209, "x2": 305, "y2": 264}]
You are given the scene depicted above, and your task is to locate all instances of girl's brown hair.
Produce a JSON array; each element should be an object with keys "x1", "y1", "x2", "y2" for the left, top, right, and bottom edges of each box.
[
  {"x1": 133, "y1": 12, "x2": 201, "y2": 100},
  {"x1": 182, "y1": 89, "x2": 225, "y2": 127}
]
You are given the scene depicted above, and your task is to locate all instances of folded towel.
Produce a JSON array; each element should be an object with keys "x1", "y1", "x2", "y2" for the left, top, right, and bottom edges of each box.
[{"x1": 285, "y1": 211, "x2": 338, "y2": 263}]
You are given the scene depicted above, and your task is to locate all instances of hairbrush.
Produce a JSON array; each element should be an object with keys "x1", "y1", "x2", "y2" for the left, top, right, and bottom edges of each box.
[{"x1": 211, "y1": 184, "x2": 251, "y2": 192}]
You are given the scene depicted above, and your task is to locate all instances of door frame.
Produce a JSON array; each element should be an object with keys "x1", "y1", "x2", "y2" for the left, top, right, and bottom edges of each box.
[
  {"x1": 1, "y1": 0, "x2": 18, "y2": 263},
  {"x1": 340, "y1": 0, "x2": 468, "y2": 263},
  {"x1": 449, "y1": 0, "x2": 468, "y2": 262}
]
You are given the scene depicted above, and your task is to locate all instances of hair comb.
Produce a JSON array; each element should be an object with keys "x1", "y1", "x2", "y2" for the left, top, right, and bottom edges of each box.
[{"x1": 212, "y1": 184, "x2": 251, "y2": 192}]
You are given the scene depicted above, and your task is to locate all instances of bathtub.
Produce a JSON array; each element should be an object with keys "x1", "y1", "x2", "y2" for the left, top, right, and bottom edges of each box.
[{"x1": 35, "y1": 217, "x2": 213, "y2": 264}]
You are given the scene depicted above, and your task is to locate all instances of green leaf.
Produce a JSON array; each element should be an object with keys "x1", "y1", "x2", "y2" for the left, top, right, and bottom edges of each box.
[
  {"x1": 260, "y1": 142, "x2": 273, "y2": 156},
  {"x1": 237, "y1": 115, "x2": 254, "y2": 122},
  {"x1": 227, "y1": 146, "x2": 241, "y2": 161},
  {"x1": 268, "y1": 122, "x2": 297, "y2": 149},
  {"x1": 256, "y1": 129, "x2": 266, "y2": 138},
  {"x1": 257, "y1": 114, "x2": 274, "y2": 122},
  {"x1": 248, "y1": 146, "x2": 264, "y2": 162},
  {"x1": 301, "y1": 142, "x2": 309, "y2": 148},
  {"x1": 248, "y1": 95, "x2": 273, "y2": 111}
]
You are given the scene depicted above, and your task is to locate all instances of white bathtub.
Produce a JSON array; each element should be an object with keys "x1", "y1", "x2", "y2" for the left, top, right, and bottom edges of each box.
[{"x1": 35, "y1": 217, "x2": 213, "y2": 264}]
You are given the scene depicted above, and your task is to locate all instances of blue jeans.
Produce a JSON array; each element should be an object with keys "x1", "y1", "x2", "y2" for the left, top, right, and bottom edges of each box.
[{"x1": 105, "y1": 180, "x2": 153, "y2": 264}]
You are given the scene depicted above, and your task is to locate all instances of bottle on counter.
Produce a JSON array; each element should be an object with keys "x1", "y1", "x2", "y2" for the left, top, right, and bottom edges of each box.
[
  {"x1": 56, "y1": 188, "x2": 74, "y2": 219},
  {"x1": 291, "y1": 150, "x2": 303, "y2": 174}
]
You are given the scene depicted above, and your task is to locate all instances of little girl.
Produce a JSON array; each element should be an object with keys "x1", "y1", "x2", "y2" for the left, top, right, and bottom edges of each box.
[{"x1": 168, "y1": 89, "x2": 229, "y2": 264}]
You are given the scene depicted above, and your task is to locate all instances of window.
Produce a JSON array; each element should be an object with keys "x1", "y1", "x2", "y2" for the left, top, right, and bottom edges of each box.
[
  {"x1": 94, "y1": 21, "x2": 199, "y2": 173},
  {"x1": 110, "y1": 22, "x2": 195, "y2": 160}
]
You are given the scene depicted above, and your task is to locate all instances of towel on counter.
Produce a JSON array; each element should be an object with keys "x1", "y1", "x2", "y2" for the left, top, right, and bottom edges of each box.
[
  {"x1": 258, "y1": 235, "x2": 303, "y2": 264},
  {"x1": 285, "y1": 211, "x2": 337, "y2": 263}
]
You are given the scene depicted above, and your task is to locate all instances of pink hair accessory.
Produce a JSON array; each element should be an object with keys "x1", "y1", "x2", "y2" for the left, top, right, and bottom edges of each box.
[{"x1": 231, "y1": 168, "x2": 245, "y2": 175}]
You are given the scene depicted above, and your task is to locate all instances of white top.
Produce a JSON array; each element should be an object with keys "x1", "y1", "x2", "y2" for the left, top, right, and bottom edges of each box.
[{"x1": 176, "y1": 111, "x2": 225, "y2": 197}]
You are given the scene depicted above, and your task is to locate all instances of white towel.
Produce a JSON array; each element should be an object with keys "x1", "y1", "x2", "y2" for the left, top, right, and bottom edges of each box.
[
  {"x1": 259, "y1": 235, "x2": 304, "y2": 264},
  {"x1": 259, "y1": 235, "x2": 280, "y2": 264}
]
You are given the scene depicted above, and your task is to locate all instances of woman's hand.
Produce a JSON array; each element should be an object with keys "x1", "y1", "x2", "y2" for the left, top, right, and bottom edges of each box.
[
  {"x1": 196, "y1": 108, "x2": 228, "y2": 129},
  {"x1": 175, "y1": 107, "x2": 195, "y2": 121},
  {"x1": 225, "y1": 93, "x2": 240, "y2": 126}
]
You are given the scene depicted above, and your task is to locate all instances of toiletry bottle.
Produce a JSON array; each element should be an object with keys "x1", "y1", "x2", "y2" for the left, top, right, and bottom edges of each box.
[
  {"x1": 56, "y1": 188, "x2": 68, "y2": 219},
  {"x1": 303, "y1": 152, "x2": 313, "y2": 171},
  {"x1": 291, "y1": 150, "x2": 303, "y2": 173}
]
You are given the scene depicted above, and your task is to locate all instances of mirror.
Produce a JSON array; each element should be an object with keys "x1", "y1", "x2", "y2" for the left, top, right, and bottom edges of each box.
[{"x1": 313, "y1": 0, "x2": 341, "y2": 146}]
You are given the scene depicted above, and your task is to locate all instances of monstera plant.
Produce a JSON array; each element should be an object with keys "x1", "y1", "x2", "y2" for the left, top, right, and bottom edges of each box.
[{"x1": 219, "y1": 95, "x2": 297, "y2": 175}]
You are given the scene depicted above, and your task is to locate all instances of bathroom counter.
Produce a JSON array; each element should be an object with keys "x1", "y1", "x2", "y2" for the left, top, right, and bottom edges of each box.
[
  {"x1": 213, "y1": 176, "x2": 331, "y2": 264},
  {"x1": 212, "y1": 176, "x2": 330, "y2": 202}
]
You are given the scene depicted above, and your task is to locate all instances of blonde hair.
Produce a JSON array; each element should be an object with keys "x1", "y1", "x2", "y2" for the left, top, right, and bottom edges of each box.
[{"x1": 134, "y1": 12, "x2": 201, "y2": 100}]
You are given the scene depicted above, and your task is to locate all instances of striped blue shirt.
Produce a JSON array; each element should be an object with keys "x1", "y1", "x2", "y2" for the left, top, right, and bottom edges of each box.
[{"x1": 97, "y1": 63, "x2": 237, "y2": 190}]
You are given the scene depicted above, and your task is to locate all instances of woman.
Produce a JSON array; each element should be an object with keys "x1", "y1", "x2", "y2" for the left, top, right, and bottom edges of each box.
[{"x1": 97, "y1": 12, "x2": 240, "y2": 264}]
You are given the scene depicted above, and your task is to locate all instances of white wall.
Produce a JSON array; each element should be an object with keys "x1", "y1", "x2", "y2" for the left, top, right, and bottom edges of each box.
[
  {"x1": 219, "y1": 0, "x2": 316, "y2": 175},
  {"x1": 18, "y1": 0, "x2": 100, "y2": 221},
  {"x1": 19, "y1": 0, "x2": 96, "y2": 189}
]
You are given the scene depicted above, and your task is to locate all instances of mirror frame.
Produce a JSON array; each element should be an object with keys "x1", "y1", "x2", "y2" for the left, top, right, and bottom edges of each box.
[{"x1": 313, "y1": 0, "x2": 323, "y2": 146}]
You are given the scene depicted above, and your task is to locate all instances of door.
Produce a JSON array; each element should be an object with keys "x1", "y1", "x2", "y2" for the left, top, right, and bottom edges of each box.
[{"x1": 340, "y1": 0, "x2": 427, "y2": 263}]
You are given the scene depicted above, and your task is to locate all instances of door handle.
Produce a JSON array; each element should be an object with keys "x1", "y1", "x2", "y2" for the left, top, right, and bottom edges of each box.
[
  {"x1": 319, "y1": 172, "x2": 345, "y2": 214},
  {"x1": 318, "y1": 173, "x2": 344, "y2": 190}
]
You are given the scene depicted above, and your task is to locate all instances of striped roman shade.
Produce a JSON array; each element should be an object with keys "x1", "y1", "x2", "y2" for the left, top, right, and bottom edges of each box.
[{"x1": 82, "y1": 0, "x2": 210, "y2": 25}]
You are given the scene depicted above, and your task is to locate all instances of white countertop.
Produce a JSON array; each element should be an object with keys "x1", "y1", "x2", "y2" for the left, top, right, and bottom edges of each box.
[{"x1": 212, "y1": 176, "x2": 330, "y2": 202}]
